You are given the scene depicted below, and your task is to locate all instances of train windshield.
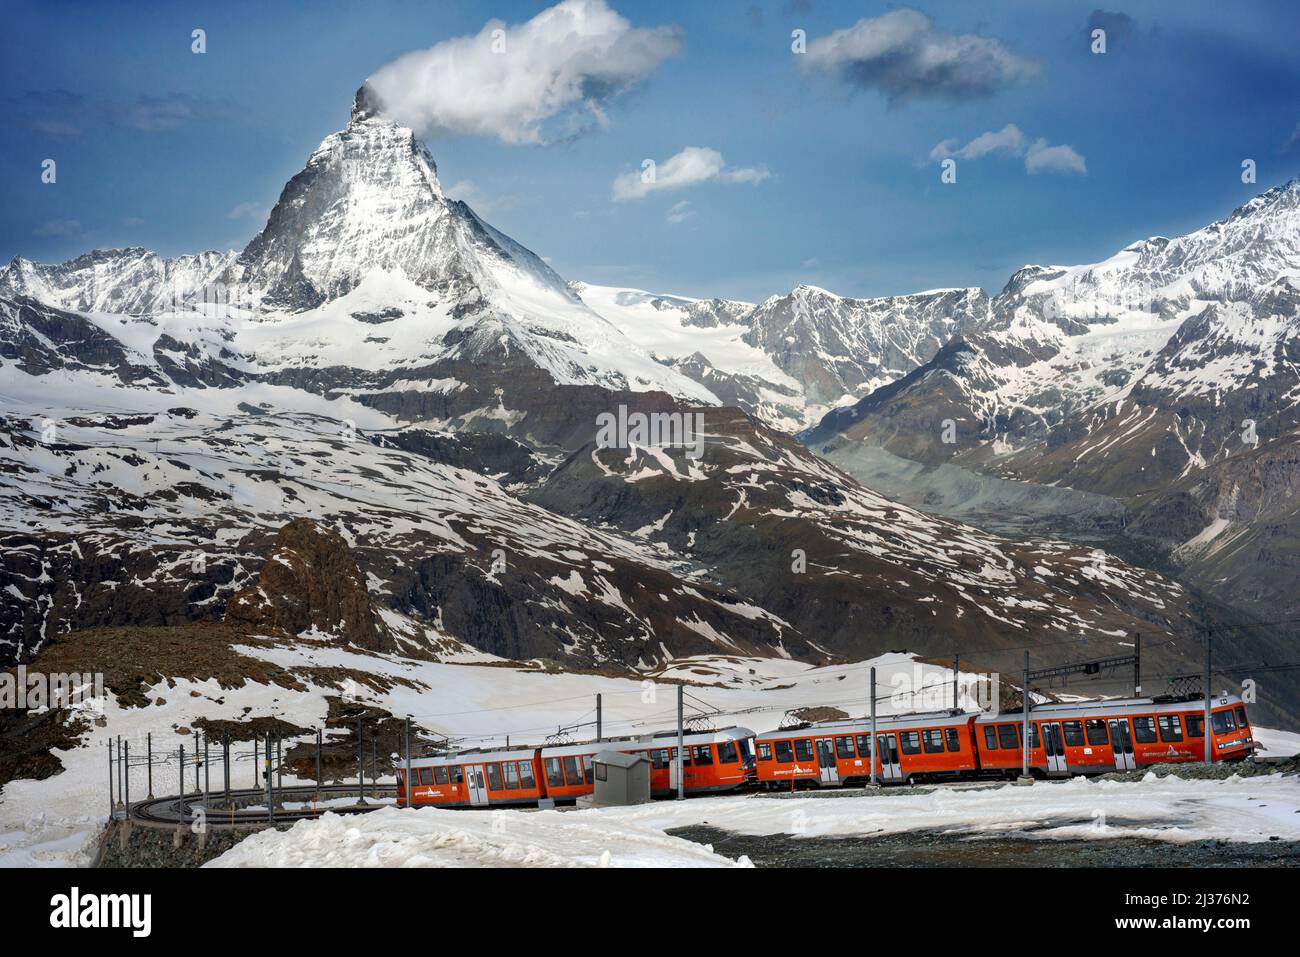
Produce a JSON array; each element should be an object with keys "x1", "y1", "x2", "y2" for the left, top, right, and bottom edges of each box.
[
  {"x1": 737, "y1": 738, "x2": 754, "y2": 765},
  {"x1": 1211, "y1": 709, "x2": 1237, "y2": 735}
]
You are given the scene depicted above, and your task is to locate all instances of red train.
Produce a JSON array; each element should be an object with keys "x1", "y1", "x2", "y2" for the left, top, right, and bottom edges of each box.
[
  {"x1": 396, "y1": 694, "x2": 1254, "y2": 807},
  {"x1": 397, "y1": 726, "x2": 756, "y2": 809},
  {"x1": 754, "y1": 693, "x2": 1255, "y2": 787}
]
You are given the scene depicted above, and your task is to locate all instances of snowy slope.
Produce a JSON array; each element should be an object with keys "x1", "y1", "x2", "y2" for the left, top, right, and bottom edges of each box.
[{"x1": 205, "y1": 770, "x2": 1300, "y2": 867}]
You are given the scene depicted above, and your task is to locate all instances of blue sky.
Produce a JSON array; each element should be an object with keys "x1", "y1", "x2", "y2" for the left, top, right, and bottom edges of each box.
[{"x1": 3, "y1": 0, "x2": 1299, "y2": 302}]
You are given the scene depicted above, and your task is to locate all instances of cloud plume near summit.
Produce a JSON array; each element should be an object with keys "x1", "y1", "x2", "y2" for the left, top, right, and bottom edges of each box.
[{"x1": 366, "y1": 0, "x2": 681, "y2": 145}]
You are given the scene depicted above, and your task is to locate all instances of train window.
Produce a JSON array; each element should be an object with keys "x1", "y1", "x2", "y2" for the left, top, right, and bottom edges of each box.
[
  {"x1": 1132, "y1": 716, "x2": 1157, "y2": 743},
  {"x1": 652, "y1": 748, "x2": 671, "y2": 768},
  {"x1": 900, "y1": 731, "x2": 921, "y2": 755},
  {"x1": 836, "y1": 736, "x2": 856, "y2": 759},
  {"x1": 738, "y1": 739, "x2": 753, "y2": 763},
  {"x1": 419, "y1": 767, "x2": 434, "y2": 786},
  {"x1": 856, "y1": 735, "x2": 872, "y2": 756},
  {"x1": 1211, "y1": 710, "x2": 1235, "y2": 735},
  {"x1": 997, "y1": 725, "x2": 1019, "y2": 750},
  {"x1": 433, "y1": 767, "x2": 449, "y2": 785},
  {"x1": 504, "y1": 762, "x2": 519, "y2": 789},
  {"x1": 1158, "y1": 715, "x2": 1183, "y2": 742},
  {"x1": 1186, "y1": 715, "x2": 1205, "y2": 738},
  {"x1": 718, "y1": 741, "x2": 739, "y2": 764},
  {"x1": 546, "y1": 758, "x2": 564, "y2": 787},
  {"x1": 486, "y1": 763, "x2": 504, "y2": 791},
  {"x1": 1235, "y1": 706, "x2": 1249, "y2": 728},
  {"x1": 450, "y1": 766, "x2": 464, "y2": 784},
  {"x1": 1085, "y1": 719, "x2": 1108, "y2": 746},
  {"x1": 519, "y1": 762, "x2": 536, "y2": 789},
  {"x1": 983, "y1": 727, "x2": 999, "y2": 750},
  {"x1": 562, "y1": 757, "x2": 581, "y2": 785},
  {"x1": 794, "y1": 739, "x2": 814, "y2": 761},
  {"x1": 582, "y1": 755, "x2": 595, "y2": 784},
  {"x1": 693, "y1": 745, "x2": 715, "y2": 765},
  {"x1": 922, "y1": 729, "x2": 945, "y2": 754},
  {"x1": 757, "y1": 742, "x2": 772, "y2": 761},
  {"x1": 775, "y1": 740, "x2": 794, "y2": 763},
  {"x1": 1062, "y1": 721, "x2": 1084, "y2": 747},
  {"x1": 679, "y1": 747, "x2": 691, "y2": 766},
  {"x1": 1028, "y1": 724, "x2": 1039, "y2": 749},
  {"x1": 945, "y1": 728, "x2": 961, "y2": 752}
]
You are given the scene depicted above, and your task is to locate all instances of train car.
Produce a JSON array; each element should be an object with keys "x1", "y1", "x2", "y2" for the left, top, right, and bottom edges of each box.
[
  {"x1": 398, "y1": 747, "x2": 546, "y2": 808},
  {"x1": 753, "y1": 710, "x2": 980, "y2": 788},
  {"x1": 398, "y1": 726, "x2": 756, "y2": 808},
  {"x1": 974, "y1": 694, "x2": 1255, "y2": 778}
]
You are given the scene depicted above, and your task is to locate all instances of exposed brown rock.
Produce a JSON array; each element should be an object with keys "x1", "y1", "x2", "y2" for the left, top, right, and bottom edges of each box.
[{"x1": 225, "y1": 518, "x2": 394, "y2": 652}]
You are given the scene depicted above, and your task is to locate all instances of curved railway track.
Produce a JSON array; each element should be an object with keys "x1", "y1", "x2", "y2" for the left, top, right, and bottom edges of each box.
[{"x1": 128, "y1": 784, "x2": 397, "y2": 827}]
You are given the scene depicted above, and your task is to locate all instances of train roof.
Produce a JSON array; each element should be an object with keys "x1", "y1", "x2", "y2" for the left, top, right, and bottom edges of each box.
[
  {"x1": 977, "y1": 693, "x2": 1245, "y2": 722},
  {"x1": 411, "y1": 726, "x2": 755, "y2": 767},
  {"x1": 758, "y1": 710, "x2": 973, "y2": 740},
  {"x1": 753, "y1": 694, "x2": 1247, "y2": 740}
]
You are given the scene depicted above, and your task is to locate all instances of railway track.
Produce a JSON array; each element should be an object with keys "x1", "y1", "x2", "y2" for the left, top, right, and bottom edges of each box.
[{"x1": 128, "y1": 784, "x2": 397, "y2": 828}]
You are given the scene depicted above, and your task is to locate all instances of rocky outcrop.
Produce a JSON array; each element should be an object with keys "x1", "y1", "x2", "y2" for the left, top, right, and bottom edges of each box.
[{"x1": 225, "y1": 519, "x2": 394, "y2": 651}]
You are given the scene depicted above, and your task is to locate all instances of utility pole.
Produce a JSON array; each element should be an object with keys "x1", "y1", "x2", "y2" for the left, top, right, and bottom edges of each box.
[
  {"x1": 357, "y1": 720, "x2": 366, "y2": 804},
  {"x1": 1134, "y1": 633, "x2": 1142, "y2": 696},
  {"x1": 596, "y1": 694, "x2": 602, "y2": 742},
  {"x1": 403, "y1": 718, "x2": 412, "y2": 808},
  {"x1": 869, "y1": 666, "x2": 878, "y2": 787},
  {"x1": 147, "y1": 731, "x2": 153, "y2": 799},
  {"x1": 676, "y1": 685, "x2": 684, "y2": 801},
  {"x1": 1021, "y1": 651, "x2": 1031, "y2": 780},
  {"x1": 952, "y1": 654, "x2": 959, "y2": 710},
  {"x1": 316, "y1": 730, "x2": 323, "y2": 802},
  {"x1": 1204, "y1": 634, "x2": 1213, "y2": 764},
  {"x1": 264, "y1": 732, "x2": 273, "y2": 823}
]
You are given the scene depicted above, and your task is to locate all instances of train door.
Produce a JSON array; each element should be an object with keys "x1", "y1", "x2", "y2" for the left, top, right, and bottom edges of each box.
[
  {"x1": 877, "y1": 734, "x2": 902, "y2": 782},
  {"x1": 465, "y1": 764, "x2": 489, "y2": 806},
  {"x1": 814, "y1": 737, "x2": 839, "y2": 785},
  {"x1": 1108, "y1": 719, "x2": 1135, "y2": 771},
  {"x1": 1043, "y1": 722, "x2": 1067, "y2": 775}
]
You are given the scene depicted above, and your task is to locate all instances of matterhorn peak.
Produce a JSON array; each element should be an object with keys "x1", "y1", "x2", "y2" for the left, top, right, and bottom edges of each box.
[{"x1": 351, "y1": 82, "x2": 385, "y2": 123}]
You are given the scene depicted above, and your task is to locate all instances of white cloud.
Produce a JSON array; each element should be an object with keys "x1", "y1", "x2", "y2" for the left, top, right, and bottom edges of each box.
[
  {"x1": 665, "y1": 200, "x2": 694, "y2": 224},
  {"x1": 930, "y1": 123, "x2": 1027, "y2": 161},
  {"x1": 612, "y1": 146, "x2": 770, "y2": 200},
  {"x1": 367, "y1": 0, "x2": 682, "y2": 145},
  {"x1": 803, "y1": 8, "x2": 1038, "y2": 104},
  {"x1": 931, "y1": 124, "x2": 1086, "y2": 176},
  {"x1": 1025, "y1": 138, "x2": 1087, "y2": 176}
]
